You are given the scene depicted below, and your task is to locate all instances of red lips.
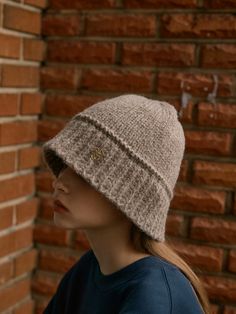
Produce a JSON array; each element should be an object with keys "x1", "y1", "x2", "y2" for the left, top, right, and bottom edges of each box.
[{"x1": 53, "y1": 199, "x2": 69, "y2": 212}]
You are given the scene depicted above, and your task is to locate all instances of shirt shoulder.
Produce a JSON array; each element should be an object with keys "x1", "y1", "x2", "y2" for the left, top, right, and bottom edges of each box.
[{"x1": 119, "y1": 257, "x2": 204, "y2": 314}]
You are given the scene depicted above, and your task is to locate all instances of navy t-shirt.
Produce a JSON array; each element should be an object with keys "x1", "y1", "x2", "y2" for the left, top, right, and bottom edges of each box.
[{"x1": 43, "y1": 249, "x2": 204, "y2": 314}]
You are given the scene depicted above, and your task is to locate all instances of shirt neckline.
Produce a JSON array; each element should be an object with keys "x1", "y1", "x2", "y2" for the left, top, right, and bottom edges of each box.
[{"x1": 91, "y1": 250, "x2": 161, "y2": 291}]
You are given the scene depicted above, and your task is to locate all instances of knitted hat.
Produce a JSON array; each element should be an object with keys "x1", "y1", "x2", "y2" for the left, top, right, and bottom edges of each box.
[{"x1": 42, "y1": 94, "x2": 185, "y2": 242}]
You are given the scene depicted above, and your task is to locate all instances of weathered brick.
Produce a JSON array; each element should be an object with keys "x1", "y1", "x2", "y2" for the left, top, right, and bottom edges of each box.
[
  {"x1": 74, "y1": 231, "x2": 90, "y2": 250},
  {"x1": 3, "y1": 4, "x2": 41, "y2": 35},
  {"x1": 170, "y1": 239, "x2": 224, "y2": 271},
  {"x1": 0, "y1": 206, "x2": 14, "y2": 230},
  {"x1": 198, "y1": 102, "x2": 236, "y2": 129},
  {"x1": 15, "y1": 197, "x2": 39, "y2": 224},
  {"x1": 23, "y1": 38, "x2": 46, "y2": 61},
  {"x1": 38, "y1": 119, "x2": 67, "y2": 142},
  {"x1": 161, "y1": 14, "x2": 236, "y2": 38},
  {"x1": 203, "y1": 0, "x2": 236, "y2": 9},
  {"x1": 201, "y1": 44, "x2": 236, "y2": 68},
  {"x1": 47, "y1": 41, "x2": 116, "y2": 64},
  {"x1": 36, "y1": 171, "x2": 54, "y2": 192},
  {"x1": 18, "y1": 146, "x2": 41, "y2": 170},
  {"x1": 81, "y1": 69, "x2": 153, "y2": 93},
  {"x1": 165, "y1": 213, "x2": 184, "y2": 237},
  {"x1": 185, "y1": 130, "x2": 232, "y2": 156},
  {"x1": 0, "y1": 173, "x2": 35, "y2": 203},
  {"x1": 33, "y1": 224, "x2": 71, "y2": 246},
  {"x1": 1, "y1": 65, "x2": 39, "y2": 88},
  {"x1": 171, "y1": 185, "x2": 226, "y2": 214},
  {"x1": 0, "y1": 278, "x2": 31, "y2": 312},
  {"x1": 48, "y1": 0, "x2": 115, "y2": 9},
  {"x1": 122, "y1": 43, "x2": 195, "y2": 66},
  {"x1": 0, "y1": 226, "x2": 33, "y2": 258},
  {"x1": 0, "y1": 260, "x2": 13, "y2": 285},
  {"x1": 124, "y1": 0, "x2": 197, "y2": 8},
  {"x1": 45, "y1": 94, "x2": 104, "y2": 117},
  {"x1": 20, "y1": 93, "x2": 43, "y2": 115},
  {"x1": 40, "y1": 66, "x2": 80, "y2": 90},
  {"x1": 157, "y1": 72, "x2": 233, "y2": 97},
  {"x1": 0, "y1": 94, "x2": 19, "y2": 116},
  {"x1": 85, "y1": 14, "x2": 157, "y2": 37},
  {"x1": 0, "y1": 151, "x2": 16, "y2": 174},
  {"x1": 13, "y1": 299, "x2": 35, "y2": 314},
  {"x1": 199, "y1": 274, "x2": 236, "y2": 302},
  {"x1": 0, "y1": 33, "x2": 20, "y2": 59},
  {"x1": 38, "y1": 249, "x2": 78, "y2": 272},
  {"x1": 31, "y1": 271, "x2": 60, "y2": 296},
  {"x1": 191, "y1": 217, "x2": 236, "y2": 244},
  {"x1": 193, "y1": 160, "x2": 236, "y2": 188},
  {"x1": 0, "y1": 121, "x2": 37, "y2": 146},
  {"x1": 24, "y1": 0, "x2": 47, "y2": 8},
  {"x1": 42, "y1": 14, "x2": 81, "y2": 36},
  {"x1": 228, "y1": 250, "x2": 236, "y2": 273},
  {"x1": 14, "y1": 248, "x2": 38, "y2": 276}
]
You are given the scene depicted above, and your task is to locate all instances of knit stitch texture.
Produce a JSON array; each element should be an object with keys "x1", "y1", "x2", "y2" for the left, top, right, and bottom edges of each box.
[{"x1": 42, "y1": 94, "x2": 185, "y2": 241}]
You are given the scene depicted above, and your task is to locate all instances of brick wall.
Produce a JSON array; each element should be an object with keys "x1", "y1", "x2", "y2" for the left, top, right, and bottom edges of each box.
[
  {"x1": 0, "y1": 0, "x2": 46, "y2": 313},
  {"x1": 1, "y1": 0, "x2": 236, "y2": 313}
]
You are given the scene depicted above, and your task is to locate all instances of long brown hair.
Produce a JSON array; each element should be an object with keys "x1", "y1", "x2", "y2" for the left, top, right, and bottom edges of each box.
[{"x1": 130, "y1": 223, "x2": 211, "y2": 314}]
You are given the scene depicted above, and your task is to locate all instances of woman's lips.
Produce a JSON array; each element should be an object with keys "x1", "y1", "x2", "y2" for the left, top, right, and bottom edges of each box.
[{"x1": 53, "y1": 200, "x2": 70, "y2": 213}]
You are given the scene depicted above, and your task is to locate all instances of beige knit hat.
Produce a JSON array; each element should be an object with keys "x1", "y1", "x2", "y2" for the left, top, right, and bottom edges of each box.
[{"x1": 42, "y1": 94, "x2": 185, "y2": 241}]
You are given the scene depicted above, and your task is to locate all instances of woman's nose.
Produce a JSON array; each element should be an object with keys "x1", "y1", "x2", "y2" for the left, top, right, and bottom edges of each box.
[{"x1": 52, "y1": 178, "x2": 68, "y2": 193}]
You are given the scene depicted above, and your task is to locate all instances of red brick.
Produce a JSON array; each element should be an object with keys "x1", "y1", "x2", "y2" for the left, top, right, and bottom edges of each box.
[
  {"x1": 224, "y1": 306, "x2": 236, "y2": 314},
  {"x1": 0, "y1": 278, "x2": 31, "y2": 312},
  {"x1": 32, "y1": 271, "x2": 60, "y2": 296},
  {"x1": 36, "y1": 172, "x2": 53, "y2": 193},
  {"x1": 23, "y1": 38, "x2": 46, "y2": 61},
  {"x1": 3, "y1": 4, "x2": 41, "y2": 35},
  {"x1": 0, "y1": 173, "x2": 35, "y2": 203},
  {"x1": 14, "y1": 248, "x2": 38, "y2": 276},
  {"x1": 0, "y1": 121, "x2": 37, "y2": 146},
  {"x1": 0, "y1": 206, "x2": 14, "y2": 230},
  {"x1": 48, "y1": 0, "x2": 115, "y2": 9},
  {"x1": 165, "y1": 214, "x2": 184, "y2": 236},
  {"x1": 0, "y1": 33, "x2": 20, "y2": 59},
  {"x1": 48, "y1": 41, "x2": 116, "y2": 64},
  {"x1": 85, "y1": 14, "x2": 157, "y2": 37},
  {"x1": 201, "y1": 44, "x2": 236, "y2": 68},
  {"x1": 193, "y1": 160, "x2": 236, "y2": 188},
  {"x1": 161, "y1": 14, "x2": 236, "y2": 38},
  {"x1": 0, "y1": 94, "x2": 19, "y2": 116},
  {"x1": 170, "y1": 239, "x2": 224, "y2": 271},
  {"x1": 45, "y1": 94, "x2": 104, "y2": 117},
  {"x1": 1, "y1": 65, "x2": 39, "y2": 87},
  {"x1": 198, "y1": 102, "x2": 236, "y2": 129},
  {"x1": 40, "y1": 66, "x2": 80, "y2": 90},
  {"x1": 33, "y1": 224, "x2": 71, "y2": 246},
  {"x1": 185, "y1": 130, "x2": 232, "y2": 156},
  {"x1": 200, "y1": 274, "x2": 236, "y2": 302},
  {"x1": 13, "y1": 299, "x2": 34, "y2": 314},
  {"x1": 39, "y1": 197, "x2": 54, "y2": 220},
  {"x1": 0, "y1": 151, "x2": 16, "y2": 174},
  {"x1": 191, "y1": 217, "x2": 236, "y2": 244},
  {"x1": 0, "y1": 260, "x2": 13, "y2": 285},
  {"x1": 42, "y1": 14, "x2": 81, "y2": 36},
  {"x1": 74, "y1": 231, "x2": 90, "y2": 250},
  {"x1": 203, "y1": 0, "x2": 236, "y2": 9},
  {"x1": 81, "y1": 69, "x2": 153, "y2": 93},
  {"x1": 38, "y1": 249, "x2": 78, "y2": 273},
  {"x1": 228, "y1": 250, "x2": 236, "y2": 273},
  {"x1": 37, "y1": 119, "x2": 67, "y2": 142},
  {"x1": 124, "y1": 0, "x2": 197, "y2": 8},
  {"x1": 122, "y1": 43, "x2": 195, "y2": 66},
  {"x1": 157, "y1": 72, "x2": 233, "y2": 97},
  {"x1": 178, "y1": 159, "x2": 188, "y2": 182},
  {"x1": 18, "y1": 146, "x2": 41, "y2": 170},
  {"x1": 0, "y1": 226, "x2": 33, "y2": 258},
  {"x1": 20, "y1": 93, "x2": 43, "y2": 115},
  {"x1": 171, "y1": 185, "x2": 226, "y2": 214},
  {"x1": 15, "y1": 197, "x2": 39, "y2": 224},
  {"x1": 24, "y1": 0, "x2": 47, "y2": 8}
]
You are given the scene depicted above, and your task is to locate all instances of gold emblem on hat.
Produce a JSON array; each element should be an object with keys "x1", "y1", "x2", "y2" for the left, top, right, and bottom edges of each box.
[{"x1": 90, "y1": 147, "x2": 105, "y2": 161}]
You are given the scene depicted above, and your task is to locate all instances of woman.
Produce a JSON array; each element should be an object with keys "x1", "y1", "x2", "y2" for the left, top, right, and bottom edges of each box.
[{"x1": 42, "y1": 94, "x2": 211, "y2": 314}]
